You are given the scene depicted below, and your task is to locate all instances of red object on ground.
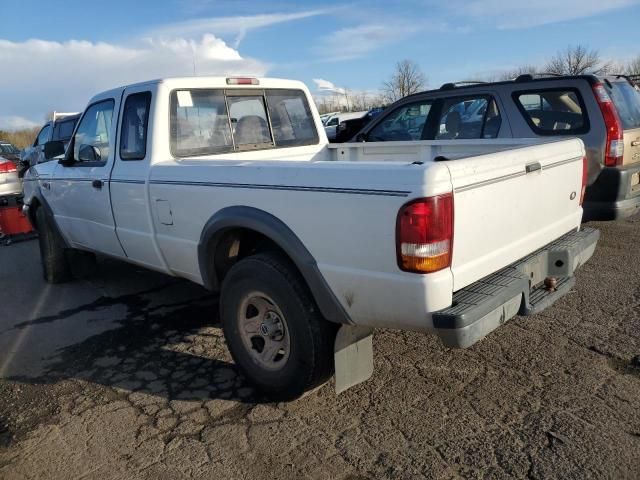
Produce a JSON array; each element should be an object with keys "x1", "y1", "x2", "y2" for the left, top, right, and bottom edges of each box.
[{"x1": 0, "y1": 206, "x2": 33, "y2": 236}]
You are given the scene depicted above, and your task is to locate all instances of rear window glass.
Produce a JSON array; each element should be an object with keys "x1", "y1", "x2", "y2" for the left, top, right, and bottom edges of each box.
[
  {"x1": 53, "y1": 118, "x2": 77, "y2": 141},
  {"x1": 607, "y1": 81, "x2": 640, "y2": 130},
  {"x1": 170, "y1": 88, "x2": 318, "y2": 157},
  {"x1": 514, "y1": 89, "x2": 588, "y2": 135},
  {"x1": 266, "y1": 90, "x2": 318, "y2": 147}
]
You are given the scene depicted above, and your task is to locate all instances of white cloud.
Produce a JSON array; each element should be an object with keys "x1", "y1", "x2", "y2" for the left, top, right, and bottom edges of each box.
[
  {"x1": 0, "y1": 35, "x2": 267, "y2": 130},
  {"x1": 0, "y1": 116, "x2": 40, "y2": 131},
  {"x1": 452, "y1": 0, "x2": 640, "y2": 29},
  {"x1": 313, "y1": 78, "x2": 347, "y2": 95},
  {"x1": 149, "y1": 10, "x2": 329, "y2": 48},
  {"x1": 315, "y1": 24, "x2": 420, "y2": 61}
]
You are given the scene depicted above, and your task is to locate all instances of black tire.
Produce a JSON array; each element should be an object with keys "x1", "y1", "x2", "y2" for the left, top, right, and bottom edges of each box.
[
  {"x1": 220, "y1": 252, "x2": 337, "y2": 401},
  {"x1": 35, "y1": 207, "x2": 72, "y2": 283}
]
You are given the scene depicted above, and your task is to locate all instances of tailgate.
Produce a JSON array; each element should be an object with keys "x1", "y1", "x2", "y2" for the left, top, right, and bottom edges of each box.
[{"x1": 446, "y1": 138, "x2": 585, "y2": 291}]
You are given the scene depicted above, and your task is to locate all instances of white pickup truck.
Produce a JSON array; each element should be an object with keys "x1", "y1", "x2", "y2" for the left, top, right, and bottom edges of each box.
[{"x1": 23, "y1": 76, "x2": 599, "y2": 400}]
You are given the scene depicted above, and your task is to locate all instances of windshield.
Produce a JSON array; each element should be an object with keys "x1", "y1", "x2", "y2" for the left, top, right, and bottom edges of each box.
[
  {"x1": 607, "y1": 80, "x2": 640, "y2": 130},
  {"x1": 0, "y1": 143, "x2": 19, "y2": 154}
]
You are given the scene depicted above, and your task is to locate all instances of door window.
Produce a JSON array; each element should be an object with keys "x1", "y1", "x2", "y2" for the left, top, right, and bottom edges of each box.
[
  {"x1": 73, "y1": 100, "x2": 115, "y2": 163},
  {"x1": 513, "y1": 89, "x2": 588, "y2": 135},
  {"x1": 35, "y1": 125, "x2": 51, "y2": 146},
  {"x1": 368, "y1": 100, "x2": 433, "y2": 141},
  {"x1": 435, "y1": 96, "x2": 501, "y2": 139},
  {"x1": 120, "y1": 92, "x2": 151, "y2": 160}
]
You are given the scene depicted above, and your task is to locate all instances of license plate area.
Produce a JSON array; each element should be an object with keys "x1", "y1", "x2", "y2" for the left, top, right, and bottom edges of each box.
[{"x1": 515, "y1": 252, "x2": 548, "y2": 289}]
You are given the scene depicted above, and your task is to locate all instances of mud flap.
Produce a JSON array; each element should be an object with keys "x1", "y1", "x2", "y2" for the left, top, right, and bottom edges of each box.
[{"x1": 334, "y1": 325, "x2": 374, "y2": 394}]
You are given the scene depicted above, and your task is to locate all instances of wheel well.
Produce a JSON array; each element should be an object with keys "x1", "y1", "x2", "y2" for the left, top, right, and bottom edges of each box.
[{"x1": 211, "y1": 227, "x2": 290, "y2": 287}]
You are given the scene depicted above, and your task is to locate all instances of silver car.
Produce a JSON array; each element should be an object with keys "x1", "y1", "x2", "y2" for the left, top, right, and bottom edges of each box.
[{"x1": 0, "y1": 156, "x2": 21, "y2": 197}]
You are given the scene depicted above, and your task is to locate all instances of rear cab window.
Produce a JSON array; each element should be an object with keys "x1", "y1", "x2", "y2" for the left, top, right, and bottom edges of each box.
[
  {"x1": 607, "y1": 80, "x2": 640, "y2": 130},
  {"x1": 53, "y1": 118, "x2": 78, "y2": 142},
  {"x1": 169, "y1": 88, "x2": 318, "y2": 157},
  {"x1": 513, "y1": 89, "x2": 588, "y2": 135}
]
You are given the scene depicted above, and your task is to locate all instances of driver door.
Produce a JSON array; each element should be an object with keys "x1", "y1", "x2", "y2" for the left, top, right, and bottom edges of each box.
[{"x1": 50, "y1": 96, "x2": 126, "y2": 258}]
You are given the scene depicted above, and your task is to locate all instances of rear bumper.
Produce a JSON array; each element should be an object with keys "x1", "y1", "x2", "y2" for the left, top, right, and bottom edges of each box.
[
  {"x1": 434, "y1": 227, "x2": 599, "y2": 348},
  {"x1": 583, "y1": 164, "x2": 640, "y2": 221}
]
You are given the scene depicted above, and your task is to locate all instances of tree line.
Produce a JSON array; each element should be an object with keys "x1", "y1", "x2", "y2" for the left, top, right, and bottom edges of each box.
[{"x1": 315, "y1": 45, "x2": 640, "y2": 115}]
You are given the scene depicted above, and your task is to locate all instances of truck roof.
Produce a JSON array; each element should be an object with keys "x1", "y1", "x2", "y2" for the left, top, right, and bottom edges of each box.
[{"x1": 88, "y1": 76, "x2": 310, "y2": 105}]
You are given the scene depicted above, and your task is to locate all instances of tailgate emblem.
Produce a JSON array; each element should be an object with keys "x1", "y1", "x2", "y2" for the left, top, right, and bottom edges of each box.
[{"x1": 570, "y1": 192, "x2": 576, "y2": 200}]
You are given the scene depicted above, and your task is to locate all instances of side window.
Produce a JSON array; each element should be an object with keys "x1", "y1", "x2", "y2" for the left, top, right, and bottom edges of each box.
[
  {"x1": 73, "y1": 100, "x2": 115, "y2": 163},
  {"x1": 266, "y1": 89, "x2": 318, "y2": 147},
  {"x1": 35, "y1": 125, "x2": 51, "y2": 146},
  {"x1": 120, "y1": 92, "x2": 151, "y2": 160},
  {"x1": 435, "y1": 96, "x2": 502, "y2": 140},
  {"x1": 326, "y1": 117, "x2": 339, "y2": 127},
  {"x1": 227, "y1": 95, "x2": 273, "y2": 148},
  {"x1": 170, "y1": 89, "x2": 232, "y2": 157},
  {"x1": 513, "y1": 89, "x2": 587, "y2": 135},
  {"x1": 368, "y1": 100, "x2": 433, "y2": 141}
]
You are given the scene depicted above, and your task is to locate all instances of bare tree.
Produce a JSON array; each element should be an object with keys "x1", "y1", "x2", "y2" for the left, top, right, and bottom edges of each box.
[
  {"x1": 544, "y1": 45, "x2": 610, "y2": 75},
  {"x1": 627, "y1": 56, "x2": 640, "y2": 76},
  {"x1": 382, "y1": 60, "x2": 427, "y2": 103},
  {"x1": 496, "y1": 65, "x2": 539, "y2": 81}
]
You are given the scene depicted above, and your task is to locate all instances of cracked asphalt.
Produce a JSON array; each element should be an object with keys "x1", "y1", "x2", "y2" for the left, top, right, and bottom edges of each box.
[{"x1": 0, "y1": 215, "x2": 639, "y2": 479}]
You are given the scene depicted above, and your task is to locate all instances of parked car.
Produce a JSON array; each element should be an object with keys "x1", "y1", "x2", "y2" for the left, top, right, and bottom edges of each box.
[
  {"x1": 320, "y1": 111, "x2": 340, "y2": 125},
  {"x1": 23, "y1": 76, "x2": 598, "y2": 400},
  {"x1": 0, "y1": 156, "x2": 21, "y2": 197},
  {"x1": 354, "y1": 75, "x2": 640, "y2": 221},
  {"x1": 324, "y1": 111, "x2": 368, "y2": 141},
  {"x1": 335, "y1": 107, "x2": 385, "y2": 142},
  {"x1": 0, "y1": 141, "x2": 21, "y2": 163},
  {"x1": 22, "y1": 112, "x2": 80, "y2": 167}
]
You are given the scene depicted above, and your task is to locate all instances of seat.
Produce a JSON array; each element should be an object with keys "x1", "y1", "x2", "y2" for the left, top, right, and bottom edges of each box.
[
  {"x1": 235, "y1": 116, "x2": 271, "y2": 145},
  {"x1": 439, "y1": 111, "x2": 461, "y2": 139}
]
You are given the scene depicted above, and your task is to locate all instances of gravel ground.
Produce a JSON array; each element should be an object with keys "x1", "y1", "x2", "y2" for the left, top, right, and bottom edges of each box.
[{"x1": 0, "y1": 215, "x2": 639, "y2": 479}]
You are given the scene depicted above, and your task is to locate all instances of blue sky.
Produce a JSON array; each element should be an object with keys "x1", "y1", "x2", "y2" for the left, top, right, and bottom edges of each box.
[{"x1": 1, "y1": 0, "x2": 639, "y2": 129}]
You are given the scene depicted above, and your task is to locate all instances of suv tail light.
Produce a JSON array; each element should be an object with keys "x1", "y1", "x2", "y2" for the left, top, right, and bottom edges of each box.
[
  {"x1": 0, "y1": 160, "x2": 17, "y2": 173},
  {"x1": 580, "y1": 156, "x2": 587, "y2": 205},
  {"x1": 396, "y1": 194, "x2": 453, "y2": 273},
  {"x1": 592, "y1": 83, "x2": 624, "y2": 167}
]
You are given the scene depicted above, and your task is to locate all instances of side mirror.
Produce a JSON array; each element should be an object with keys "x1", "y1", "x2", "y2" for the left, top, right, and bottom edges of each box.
[
  {"x1": 78, "y1": 144, "x2": 101, "y2": 162},
  {"x1": 355, "y1": 133, "x2": 367, "y2": 142},
  {"x1": 44, "y1": 140, "x2": 65, "y2": 160}
]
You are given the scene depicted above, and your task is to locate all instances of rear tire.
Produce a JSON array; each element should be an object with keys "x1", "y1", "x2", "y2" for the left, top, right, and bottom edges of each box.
[
  {"x1": 220, "y1": 252, "x2": 337, "y2": 401},
  {"x1": 35, "y1": 207, "x2": 72, "y2": 284}
]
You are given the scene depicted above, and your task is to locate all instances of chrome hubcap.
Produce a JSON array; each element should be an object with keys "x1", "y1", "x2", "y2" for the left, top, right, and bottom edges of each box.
[{"x1": 238, "y1": 292, "x2": 290, "y2": 371}]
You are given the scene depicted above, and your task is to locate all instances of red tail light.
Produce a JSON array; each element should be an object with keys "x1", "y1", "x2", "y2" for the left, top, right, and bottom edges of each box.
[
  {"x1": 0, "y1": 161, "x2": 17, "y2": 174},
  {"x1": 580, "y1": 156, "x2": 587, "y2": 205},
  {"x1": 592, "y1": 83, "x2": 624, "y2": 167},
  {"x1": 396, "y1": 194, "x2": 454, "y2": 273}
]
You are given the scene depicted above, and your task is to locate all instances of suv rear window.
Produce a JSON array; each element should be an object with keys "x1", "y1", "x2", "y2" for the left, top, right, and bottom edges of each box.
[
  {"x1": 607, "y1": 80, "x2": 640, "y2": 130},
  {"x1": 514, "y1": 89, "x2": 588, "y2": 135}
]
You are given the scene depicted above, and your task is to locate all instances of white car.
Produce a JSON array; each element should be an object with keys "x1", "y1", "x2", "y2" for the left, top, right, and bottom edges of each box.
[
  {"x1": 324, "y1": 111, "x2": 368, "y2": 141},
  {"x1": 23, "y1": 76, "x2": 598, "y2": 400},
  {"x1": 0, "y1": 157, "x2": 21, "y2": 197}
]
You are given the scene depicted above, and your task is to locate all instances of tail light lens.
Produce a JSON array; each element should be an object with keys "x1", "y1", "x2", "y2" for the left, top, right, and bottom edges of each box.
[
  {"x1": 396, "y1": 194, "x2": 453, "y2": 273},
  {"x1": 592, "y1": 83, "x2": 624, "y2": 167},
  {"x1": 580, "y1": 156, "x2": 587, "y2": 205},
  {"x1": 0, "y1": 161, "x2": 17, "y2": 173}
]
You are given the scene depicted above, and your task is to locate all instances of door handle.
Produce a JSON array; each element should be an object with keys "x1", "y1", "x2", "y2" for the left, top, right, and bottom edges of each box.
[
  {"x1": 525, "y1": 162, "x2": 542, "y2": 173},
  {"x1": 631, "y1": 140, "x2": 640, "y2": 147},
  {"x1": 42, "y1": 181, "x2": 50, "y2": 190},
  {"x1": 92, "y1": 179, "x2": 104, "y2": 189}
]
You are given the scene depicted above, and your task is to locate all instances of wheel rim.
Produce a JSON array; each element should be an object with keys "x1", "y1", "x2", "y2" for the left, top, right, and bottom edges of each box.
[{"x1": 237, "y1": 291, "x2": 290, "y2": 371}]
